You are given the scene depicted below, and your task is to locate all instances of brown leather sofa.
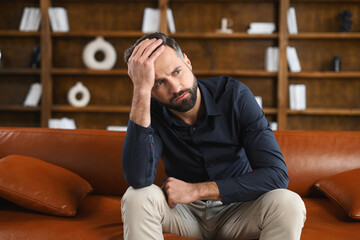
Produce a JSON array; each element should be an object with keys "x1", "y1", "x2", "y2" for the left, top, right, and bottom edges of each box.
[{"x1": 0, "y1": 127, "x2": 359, "y2": 239}]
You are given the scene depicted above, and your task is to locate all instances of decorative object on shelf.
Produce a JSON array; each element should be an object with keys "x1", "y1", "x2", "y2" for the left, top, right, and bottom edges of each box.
[
  {"x1": 247, "y1": 22, "x2": 275, "y2": 34},
  {"x1": 289, "y1": 84, "x2": 306, "y2": 110},
  {"x1": 167, "y1": 8, "x2": 176, "y2": 33},
  {"x1": 23, "y1": 83, "x2": 42, "y2": 107},
  {"x1": 48, "y1": 117, "x2": 76, "y2": 129},
  {"x1": 48, "y1": 7, "x2": 69, "y2": 32},
  {"x1": 255, "y1": 96, "x2": 263, "y2": 109},
  {"x1": 82, "y1": 37, "x2": 117, "y2": 70},
  {"x1": 269, "y1": 122, "x2": 278, "y2": 131},
  {"x1": 215, "y1": 18, "x2": 233, "y2": 34},
  {"x1": 29, "y1": 46, "x2": 41, "y2": 69},
  {"x1": 19, "y1": 7, "x2": 41, "y2": 32},
  {"x1": 142, "y1": 8, "x2": 176, "y2": 33},
  {"x1": 142, "y1": 8, "x2": 160, "y2": 33},
  {"x1": 107, "y1": 126, "x2": 127, "y2": 131},
  {"x1": 286, "y1": 46, "x2": 301, "y2": 72},
  {"x1": 331, "y1": 55, "x2": 341, "y2": 72},
  {"x1": 339, "y1": 10, "x2": 352, "y2": 32},
  {"x1": 205, "y1": 41, "x2": 215, "y2": 70},
  {"x1": 67, "y1": 82, "x2": 90, "y2": 107},
  {"x1": 265, "y1": 46, "x2": 279, "y2": 72},
  {"x1": 287, "y1": 7, "x2": 298, "y2": 34}
]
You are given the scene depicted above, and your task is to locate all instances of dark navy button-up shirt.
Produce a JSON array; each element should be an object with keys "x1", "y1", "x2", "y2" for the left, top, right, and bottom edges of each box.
[{"x1": 122, "y1": 75, "x2": 288, "y2": 204}]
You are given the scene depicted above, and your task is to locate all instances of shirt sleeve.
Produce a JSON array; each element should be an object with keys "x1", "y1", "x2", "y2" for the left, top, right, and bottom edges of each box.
[
  {"x1": 121, "y1": 120, "x2": 163, "y2": 188},
  {"x1": 216, "y1": 85, "x2": 289, "y2": 204}
]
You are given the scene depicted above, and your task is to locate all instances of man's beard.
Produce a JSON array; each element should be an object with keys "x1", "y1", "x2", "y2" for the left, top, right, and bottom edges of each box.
[{"x1": 156, "y1": 75, "x2": 198, "y2": 113}]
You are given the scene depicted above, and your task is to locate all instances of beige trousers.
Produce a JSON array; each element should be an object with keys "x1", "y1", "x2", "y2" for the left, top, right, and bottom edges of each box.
[{"x1": 121, "y1": 185, "x2": 306, "y2": 240}]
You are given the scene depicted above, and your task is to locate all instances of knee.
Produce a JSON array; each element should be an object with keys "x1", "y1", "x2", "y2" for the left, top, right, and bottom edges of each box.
[
  {"x1": 265, "y1": 189, "x2": 306, "y2": 224},
  {"x1": 121, "y1": 184, "x2": 165, "y2": 209}
]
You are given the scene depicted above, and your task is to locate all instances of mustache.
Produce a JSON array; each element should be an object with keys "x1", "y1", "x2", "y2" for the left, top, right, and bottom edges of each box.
[{"x1": 170, "y1": 89, "x2": 192, "y2": 102}]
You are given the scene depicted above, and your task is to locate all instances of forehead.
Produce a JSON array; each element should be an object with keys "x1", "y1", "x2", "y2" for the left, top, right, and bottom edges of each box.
[{"x1": 154, "y1": 46, "x2": 183, "y2": 73}]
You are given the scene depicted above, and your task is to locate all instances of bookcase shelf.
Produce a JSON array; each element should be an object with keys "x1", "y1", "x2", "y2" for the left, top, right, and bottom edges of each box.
[
  {"x1": 52, "y1": 105, "x2": 131, "y2": 113},
  {"x1": 0, "y1": 0, "x2": 358, "y2": 131},
  {"x1": 0, "y1": 69, "x2": 41, "y2": 75},
  {"x1": 51, "y1": 68, "x2": 128, "y2": 75},
  {"x1": 52, "y1": 30, "x2": 145, "y2": 38},
  {"x1": 289, "y1": 71, "x2": 360, "y2": 78},
  {"x1": 194, "y1": 69, "x2": 278, "y2": 77},
  {"x1": 0, "y1": 105, "x2": 41, "y2": 112},
  {"x1": 290, "y1": 33, "x2": 360, "y2": 39},
  {"x1": 287, "y1": 108, "x2": 360, "y2": 116},
  {"x1": 0, "y1": 30, "x2": 40, "y2": 37},
  {"x1": 263, "y1": 108, "x2": 278, "y2": 115},
  {"x1": 170, "y1": 32, "x2": 279, "y2": 39}
]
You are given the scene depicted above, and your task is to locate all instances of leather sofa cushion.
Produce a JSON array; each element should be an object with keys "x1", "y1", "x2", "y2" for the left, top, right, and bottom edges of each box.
[
  {"x1": 274, "y1": 131, "x2": 360, "y2": 197},
  {"x1": 0, "y1": 195, "x2": 200, "y2": 240},
  {"x1": 0, "y1": 155, "x2": 93, "y2": 217},
  {"x1": 0, "y1": 195, "x2": 122, "y2": 240},
  {"x1": 315, "y1": 168, "x2": 360, "y2": 220},
  {"x1": 301, "y1": 198, "x2": 360, "y2": 240}
]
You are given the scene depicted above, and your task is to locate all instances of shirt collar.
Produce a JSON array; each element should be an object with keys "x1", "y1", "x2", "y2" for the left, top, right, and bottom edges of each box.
[{"x1": 161, "y1": 81, "x2": 222, "y2": 126}]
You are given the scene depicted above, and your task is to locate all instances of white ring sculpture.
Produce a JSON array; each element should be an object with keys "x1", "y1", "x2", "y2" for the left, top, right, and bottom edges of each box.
[
  {"x1": 82, "y1": 36, "x2": 117, "y2": 70},
  {"x1": 67, "y1": 82, "x2": 90, "y2": 107}
]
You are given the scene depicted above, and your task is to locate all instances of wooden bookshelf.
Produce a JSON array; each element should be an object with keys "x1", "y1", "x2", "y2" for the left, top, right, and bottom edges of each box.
[
  {"x1": 52, "y1": 105, "x2": 131, "y2": 113},
  {"x1": 170, "y1": 32, "x2": 279, "y2": 39},
  {"x1": 0, "y1": 105, "x2": 41, "y2": 112},
  {"x1": 0, "y1": 30, "x2": 40, "y2": 37},
  {"x1": 0, "y1": 0, "x2": 359, "y2": 130},
  {"x1": 51, "y1": 68, "x2": 128, "y2": 75},
  {"x1": 290, "y1": 32, "x2": 360, "y2": 39}
]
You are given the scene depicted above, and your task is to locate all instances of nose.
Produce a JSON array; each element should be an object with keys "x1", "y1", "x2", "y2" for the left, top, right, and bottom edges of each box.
[{"x1": 168, "y1": 77, "x2": 181, "y2": 94}]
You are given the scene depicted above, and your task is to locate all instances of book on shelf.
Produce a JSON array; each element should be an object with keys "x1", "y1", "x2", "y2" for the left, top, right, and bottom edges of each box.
[
  {"x1": 255, "y1": 96, "x2": 263, "y2": 109},
  {"x1": 142, "y1": 8, "x2": 176, "y2": 33},
  {"x1": 265, "y1": 46, "x2": 279, "y2": 72},
  {"x1": 289, "y1": 84, "x2": 306, "y2": 110},
  {"x1": 269, "y1": 122, "x2": 278, "y2": 131},
  {"x1": 48, "y1": 117, "x2": 76, "y2": 129},
  {"x1": 19, "y1": 7, "x2": 41, "y2": 32},
  {"x1": 247, "y1": 22, "x2": 276, "y2": 34},
  {"x1": 287, "y1": 7, "x2": 298, "y2": 34},
  {"x1": 107, "y1": 126, "x2": 128, "y2": 131},
  {"x1": 23, "y1": 83, "x2": 42, "y2": 107},
  {"x1": 29, "y1": 46, "x2": 41, "y2": 69},
  {"x1": 167, "y1": 9, "x2": 176, "y2": 33},
  {"x1": 48, "y1": 7, "x2": 69, "y2": 32},
  {"x1": 286, "y1": 46, "x2": 301, "y2": 72}
]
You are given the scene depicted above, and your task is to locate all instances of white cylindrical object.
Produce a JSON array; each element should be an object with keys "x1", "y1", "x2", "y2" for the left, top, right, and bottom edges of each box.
[
  {"x1": 82, "y1": 36, "x2": 117, "y2": 70},
  {"x1": 67, "y1": 82, "x2": 90, "y2": 107}
]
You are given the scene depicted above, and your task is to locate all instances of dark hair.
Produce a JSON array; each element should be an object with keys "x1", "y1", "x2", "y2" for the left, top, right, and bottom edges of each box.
[{"x1": 124, "y1": 32, "x2": 183, "y2": 63}]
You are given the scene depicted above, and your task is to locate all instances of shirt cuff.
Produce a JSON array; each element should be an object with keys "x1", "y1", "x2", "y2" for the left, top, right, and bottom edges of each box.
[
  {"x1": 215, "y1": 178, "x2": 241, "y2": 205},
  {"x1": 127, "y1": 119, "x2": 154, "y2": 136}
]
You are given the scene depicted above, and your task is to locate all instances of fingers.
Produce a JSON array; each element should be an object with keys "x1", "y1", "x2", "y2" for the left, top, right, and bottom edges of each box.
[
  {"x1": 131, "y1": 38, "x2": 154, "y2": 60},
  {"x1": 130, "y1": 38, "x2": 164, "y2": 64},
  {"x1": 169, "y1": 201, "x2": 177, "y2": 208},
  {"x1": 162, "y1": 177, "x2": 177, "y2": 208},
  {"x1": 148, "y1": 44, "x2": 165, "y2": 62}
]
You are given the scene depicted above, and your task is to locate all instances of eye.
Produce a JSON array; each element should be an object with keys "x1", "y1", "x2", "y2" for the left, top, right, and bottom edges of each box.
[
  {"x1": 173, "y1": 69, "x2": 181, "y2": 75},
  {"x1": 154, "y1": 80, "x2": 164, "y2": 87}
]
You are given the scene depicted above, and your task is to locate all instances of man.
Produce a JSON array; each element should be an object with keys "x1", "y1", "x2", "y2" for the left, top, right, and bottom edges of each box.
[{"x1": 121, "y1": 32, "x2": 306, "y2": 240}]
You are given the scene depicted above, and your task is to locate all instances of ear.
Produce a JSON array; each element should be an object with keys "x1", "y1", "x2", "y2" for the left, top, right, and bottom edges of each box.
[{"x1": 183, "y1": 53, "x2": 192, "y2": 70}]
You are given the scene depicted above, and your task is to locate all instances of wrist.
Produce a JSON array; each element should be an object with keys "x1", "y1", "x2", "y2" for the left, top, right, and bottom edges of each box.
[
  {"x1": 194, "y1": 182, "x2": 221, "y2": 201},
  {"x1": 133, "y1": 86, "x2": 152, "y2": 97}
]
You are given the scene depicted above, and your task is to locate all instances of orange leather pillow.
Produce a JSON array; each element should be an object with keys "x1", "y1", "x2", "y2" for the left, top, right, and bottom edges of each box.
[
  {"x1": 315, "y1": 168, "x2": 360, "y2": 220},
  {"x1": 0, "y1": 155, "x2": 93, "y2": 217}
]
